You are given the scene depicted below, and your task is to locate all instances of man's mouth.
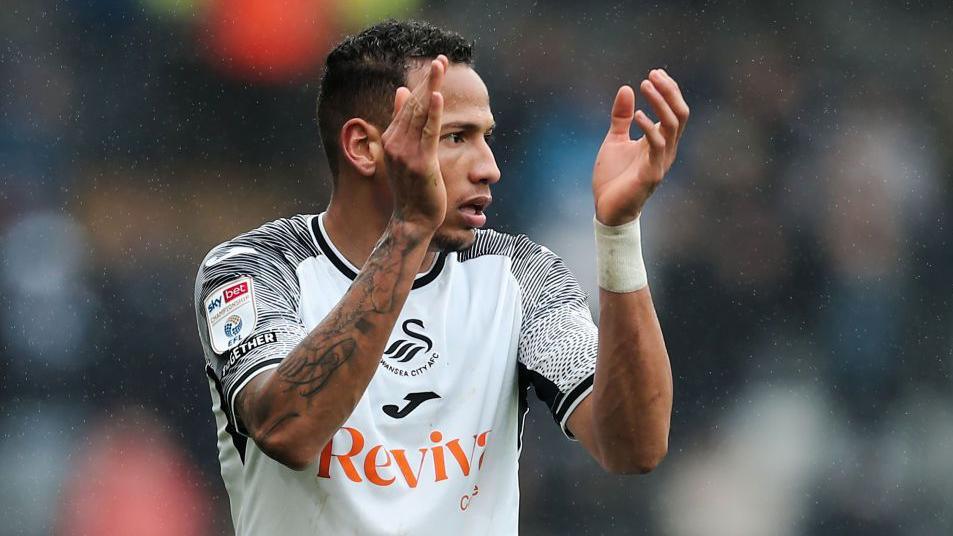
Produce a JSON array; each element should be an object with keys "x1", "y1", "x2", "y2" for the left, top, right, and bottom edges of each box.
[{"x1": 458, "y1": 195, "x2": 492, "y2": 228}]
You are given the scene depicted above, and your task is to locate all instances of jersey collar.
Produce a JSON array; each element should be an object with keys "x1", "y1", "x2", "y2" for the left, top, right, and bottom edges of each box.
[{"x1": 310, "y1": 213, "x2": 447, "y2": 290}]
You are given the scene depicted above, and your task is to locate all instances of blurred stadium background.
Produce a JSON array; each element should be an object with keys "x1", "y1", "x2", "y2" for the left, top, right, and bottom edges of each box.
[{"x1": 2, "y1": 0, "x2": 952, "y2": 534}]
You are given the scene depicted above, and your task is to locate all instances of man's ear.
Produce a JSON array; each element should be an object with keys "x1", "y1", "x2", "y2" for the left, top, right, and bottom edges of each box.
[{"x1": 340, "y1": 118, "x2": 383, "y2": 177}]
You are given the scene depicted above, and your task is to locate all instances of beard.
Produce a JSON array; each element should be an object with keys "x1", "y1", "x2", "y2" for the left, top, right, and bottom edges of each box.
[{"x1": 430, "y1": 226, "x2": 476, "y2": 252}]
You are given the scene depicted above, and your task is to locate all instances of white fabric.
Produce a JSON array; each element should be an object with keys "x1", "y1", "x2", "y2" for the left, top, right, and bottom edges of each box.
[
  {"x1": 594, "y1": 215, "x2": 647, "y2": 292},
  {"x1": 194, "y1": 214, "x2": 599, "y2": 535}
]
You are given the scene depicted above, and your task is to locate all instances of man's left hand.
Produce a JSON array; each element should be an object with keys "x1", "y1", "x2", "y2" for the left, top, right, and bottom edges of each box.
[{"x1": 592, "y1": 69, "x2": 689, "y2": 226}]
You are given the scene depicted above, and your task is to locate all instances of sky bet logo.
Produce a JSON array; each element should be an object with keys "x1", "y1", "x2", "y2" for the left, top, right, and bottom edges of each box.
[
  {"x1": 223, "y1": 281, "x2": 249, "y2": 303},
  {"x1": 207, "y1": 296, "x2": 222, "y2": 313},
  {"x1": 207, "y1": 281, "x2": 249, "y2": 314}
]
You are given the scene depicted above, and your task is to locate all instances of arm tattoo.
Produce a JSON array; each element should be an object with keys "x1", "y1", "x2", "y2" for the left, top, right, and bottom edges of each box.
[
  {"x1": 272, "y1": 225, "x2": 422, "y2": 402},
  {"x1": 279, "y1": 338, "x2": 356, "y2": 399}
]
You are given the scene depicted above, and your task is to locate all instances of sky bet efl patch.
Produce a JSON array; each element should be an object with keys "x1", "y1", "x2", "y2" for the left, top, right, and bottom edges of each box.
[{"x1": 205, "y1": 277, "x2": 257, "y2": 354}]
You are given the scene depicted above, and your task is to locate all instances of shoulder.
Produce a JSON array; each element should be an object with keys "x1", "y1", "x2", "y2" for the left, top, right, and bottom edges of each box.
[
  {"x1": 458, "y1": 228, "x2": 559, "y2": 265},
  {"x1": 204, "y1": 215, "x2": 317, "y2": 262},
  {"x1": 457, "y1": 228, "x2": 565, "y2": 291},
  {"x1": 199, "y1": 215, "x2": 319, "y2": 269},
  {"x1": 196, "y1": 215, "x2": 319, "y2": 287}
]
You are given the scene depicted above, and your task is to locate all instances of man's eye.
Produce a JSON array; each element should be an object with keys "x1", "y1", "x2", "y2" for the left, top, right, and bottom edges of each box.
[{"x1": 447, "y1": 133, "x2": 465, "y2": 144}]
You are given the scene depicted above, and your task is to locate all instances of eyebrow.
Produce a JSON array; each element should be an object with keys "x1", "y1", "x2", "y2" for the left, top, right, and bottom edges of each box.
[{"x1": 442, "y1": 121, "x2": 496, "y2": 132}]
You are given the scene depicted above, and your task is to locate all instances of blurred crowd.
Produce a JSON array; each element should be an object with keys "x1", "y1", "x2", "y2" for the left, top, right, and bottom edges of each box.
[{"x1": 2, "y1": 1, "x2": 952, "y2": 534}]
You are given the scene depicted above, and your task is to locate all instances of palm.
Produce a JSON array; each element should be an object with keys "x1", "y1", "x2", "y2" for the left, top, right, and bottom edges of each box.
[
  {"x1": 593, "y1": 135, "x2": 664, "y2": 225},
  {"x1": 592, "y1": 73, "x2": 688, "y2": 226}
]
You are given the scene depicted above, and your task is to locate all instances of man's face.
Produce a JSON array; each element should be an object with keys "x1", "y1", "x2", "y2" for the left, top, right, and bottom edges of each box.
[{"x1": 404, "y1": 62, "x2": 501, "y2": 252}]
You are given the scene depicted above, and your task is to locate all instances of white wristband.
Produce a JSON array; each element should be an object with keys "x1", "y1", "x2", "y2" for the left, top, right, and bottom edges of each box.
[{"x1": 594, "y1": 215, "x2": 648, "y2": 293}]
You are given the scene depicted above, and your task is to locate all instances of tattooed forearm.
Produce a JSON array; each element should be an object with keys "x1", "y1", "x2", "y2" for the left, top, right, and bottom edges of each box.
[
  {"x1": 361, "y1": 224, "x2": 425, "y2": 314},
  {"x1": 236, "y1": 219, "x2": 434, "y2": 463},
  {"x1": 271, "y1": 219, "x2": 428, "y2": 401},
  {"x1": 278, "y1": 338, "x2": 355, "y2": 399}
]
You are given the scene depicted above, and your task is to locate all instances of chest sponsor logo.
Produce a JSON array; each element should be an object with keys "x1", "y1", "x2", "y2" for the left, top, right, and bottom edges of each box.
[
  {"x1": 204, "y1": 276, "x2": 257, "y2": 354},
  {"x1": 318, "y1": 426, "x2": 491, "y2": 489},
  {"x1": 382, "y1": 391, "x2": 441, "y2": 419},
  {"x1": 380, "y1": 319, "x2": 440, "y2": 377}
]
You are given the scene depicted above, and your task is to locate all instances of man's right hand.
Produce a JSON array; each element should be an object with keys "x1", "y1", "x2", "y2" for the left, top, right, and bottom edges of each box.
[
  {"x1": 232, "y1": 58, "x2": 451, "y2": 471},
  {"x1": 381, "y1": 55, "x2": 449, "y2": 231}
]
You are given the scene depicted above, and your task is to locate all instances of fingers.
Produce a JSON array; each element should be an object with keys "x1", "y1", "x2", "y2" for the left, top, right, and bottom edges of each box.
[
  {"x1": 607, "y1": 85, "x2": 636, "y2": 139},
  {"x1": 427, "y1": 55, "x2": 448, "y2": 94},
  {"x1": 408, "y1": 58, "x2": 446, "y2": 135},
  {"x1": 640, "y1": 76, "x2": 679, "y2": 146},
  {"x1": 634, "y1": 109, "x2": 666, "y2": 162},
  {"x1": 649, "y1": 69, "x2": 689, "y2": 138},
  {"x1": 421, "y1": 91, "x2": 444, "y2": 148},
  {"x1": 407, "y1": 55, "x2": 448, "y2": 116},
  {"x1": 383, "y1": 86, "x2": 413, "y2": 140},
  {"x1": 392, "y1": 86, "x2": 410, "y2": 122},
  {"x1": 384, "y1": 55, "x2": 448, "y2": 142}
]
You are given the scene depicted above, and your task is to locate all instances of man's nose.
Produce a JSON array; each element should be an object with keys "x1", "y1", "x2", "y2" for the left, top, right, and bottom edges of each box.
[{"x1": 471, "y1": 141, "x2": 501, "y2": 185}]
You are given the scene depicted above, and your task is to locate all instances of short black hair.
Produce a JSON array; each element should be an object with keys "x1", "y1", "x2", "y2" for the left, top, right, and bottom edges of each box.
[{"x1": 316, "y1": 20, "x2": 473, "y2": 178}]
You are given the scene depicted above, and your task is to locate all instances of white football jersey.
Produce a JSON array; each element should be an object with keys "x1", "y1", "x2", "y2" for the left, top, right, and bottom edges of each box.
[{"x1": 194, "y1": 213, "x2": 598, "y2": 535}]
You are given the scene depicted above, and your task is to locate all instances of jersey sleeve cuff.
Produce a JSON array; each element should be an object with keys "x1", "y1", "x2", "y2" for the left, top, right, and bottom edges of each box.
[
  {"x1": 556, "y1": 373, "x2": 595, "y2": 440},
  {"x1": 225, "y1": 358, "x2": 284, "y2": 436}
]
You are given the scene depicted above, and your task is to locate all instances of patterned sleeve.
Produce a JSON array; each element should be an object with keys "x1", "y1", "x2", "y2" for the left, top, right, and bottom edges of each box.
[
  {"x1": 194, "y1": 239, "x2": 309, "y2": 435},
  {"x1": 514, "y1": 240, "x2": 598, "y2": 440}
]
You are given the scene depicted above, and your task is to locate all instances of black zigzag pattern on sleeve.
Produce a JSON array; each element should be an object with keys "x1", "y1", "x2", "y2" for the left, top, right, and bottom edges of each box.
[
  {"x1": 459, "y1": 230, "x2": 598, "y2": 438},
  {"x1": 194, "y1": 215, "x2": 320, "y2": 434}
]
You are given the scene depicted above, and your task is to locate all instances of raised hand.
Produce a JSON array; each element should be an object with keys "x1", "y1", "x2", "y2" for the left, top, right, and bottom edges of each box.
[
  {"x1": 592, "y1": 69, "x2": 689, "y2": 226},
  {"x1": 381, "y1": 55, "x2": 450, "y2": 231}
]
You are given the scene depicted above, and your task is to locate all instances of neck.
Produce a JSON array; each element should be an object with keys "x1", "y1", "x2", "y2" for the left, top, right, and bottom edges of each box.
[{"x1": 324, "y1": 187, "x2": 437, "y2": 275}]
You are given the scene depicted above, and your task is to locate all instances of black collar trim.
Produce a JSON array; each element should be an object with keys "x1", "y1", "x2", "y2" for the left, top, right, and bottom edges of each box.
[{"x1": 310, "y1": 213, "x2": 447, "y2": 290}]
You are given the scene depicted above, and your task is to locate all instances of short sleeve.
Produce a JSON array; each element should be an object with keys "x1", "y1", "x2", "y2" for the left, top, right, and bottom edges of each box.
[
  {"x1": 515, "y1": 245, "x2": 598, "y2": 440},
  {"x1": 194, "y1": 241, "x2": 309, "y2": 434}
]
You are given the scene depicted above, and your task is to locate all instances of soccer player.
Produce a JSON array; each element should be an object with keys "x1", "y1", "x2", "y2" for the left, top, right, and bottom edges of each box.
[{"x1": 195, "y1": 20, "x2": 687, "y2": 535}]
